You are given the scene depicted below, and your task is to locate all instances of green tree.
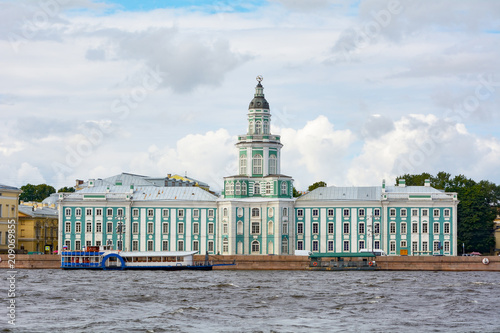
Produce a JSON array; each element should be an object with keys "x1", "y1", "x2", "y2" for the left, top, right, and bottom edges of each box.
[
  {"x1": 58, "y1": 186, "x2": 75, "y2": 193},
  {"x1": 293, "y1": 187, "x2": 302, "y2": 197},
  {"x1": 308, "y1": 181, "x2": 327, "y2": 192},
  {"x1": 19, "y1": 183, "x2": 56, "y2": 202}
]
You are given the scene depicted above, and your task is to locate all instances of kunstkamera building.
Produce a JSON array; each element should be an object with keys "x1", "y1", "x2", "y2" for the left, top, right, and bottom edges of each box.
[{"x1": 58, "y1": 79, "x2": 459, "y2": 256}]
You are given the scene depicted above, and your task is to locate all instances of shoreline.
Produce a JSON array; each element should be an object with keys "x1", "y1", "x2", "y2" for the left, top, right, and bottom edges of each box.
[{"x1": 1, "y1": 254, "x2": 499, "y2": 271}]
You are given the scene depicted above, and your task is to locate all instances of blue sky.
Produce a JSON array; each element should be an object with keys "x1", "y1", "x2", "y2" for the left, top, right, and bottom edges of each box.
[{"x1": 1, "y1": 0, "x2": 500, "y2": 192}]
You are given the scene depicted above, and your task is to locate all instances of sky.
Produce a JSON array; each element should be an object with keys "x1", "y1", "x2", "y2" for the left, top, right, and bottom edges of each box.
[{"x1": 1, "y1": 0, "x2": 499, "y2": 193}]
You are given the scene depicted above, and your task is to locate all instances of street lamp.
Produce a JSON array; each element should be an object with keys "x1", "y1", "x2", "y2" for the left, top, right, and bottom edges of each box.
[{"x1": 116, "y1": 215, "x2": 124, "y2": 251}]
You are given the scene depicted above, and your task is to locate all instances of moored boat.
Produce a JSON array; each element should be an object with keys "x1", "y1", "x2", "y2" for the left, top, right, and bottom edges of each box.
[
  {"x1": 308, "y1": 253, "x2": 378, "y2": 271},
  {"x1": 61, "y1": 246, "x2": 214, "y2": 270}
]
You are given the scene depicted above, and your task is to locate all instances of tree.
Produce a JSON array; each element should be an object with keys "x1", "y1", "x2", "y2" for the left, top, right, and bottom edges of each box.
[
  {"x1": 19, "y1": 184, "x2": 56, "y2": 202},
  {"x1": 293, "y1": 187, "x2": 302, "y2": 197},
  {"x1": 308, "y1": 181, "x2": 327, "y2": 192},
  {"x1": 58, "y1": 186, "x2": 75, "y2": 193},
  {"x1": 396, "y1": 172, "x2": 499, "y2": 254}
]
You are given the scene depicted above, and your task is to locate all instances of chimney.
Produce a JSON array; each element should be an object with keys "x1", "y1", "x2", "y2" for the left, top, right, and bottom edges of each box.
[
  {"x1": 88, "y1": 179, "x2": 95, "y2": 187},
  {"x1": 382, "y1": 179, "x2": 386, "y2": 193},
  {"x1": 424, "y1": 179, "x2": 431, "y2": 187},
  {"x1": 398, "y1": 179, "x2": 406, "y2": 187}
]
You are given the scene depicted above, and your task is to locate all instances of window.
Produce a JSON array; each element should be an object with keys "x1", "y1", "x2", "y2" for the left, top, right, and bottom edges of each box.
[
  {"x1": 252, "y1": 208, "x2": 260, "y2": 217},
  {"x1": 297, "y1": 209, "x2": 304, "y2": 217},
  {"x1": 422, "y1": 209, "x2": 428, "y2": 217},
  {"x1": 76, "y1": 208, "x2": 82, "y2": 217},
  {"x1": 390, "y1": 208, "x2": 396, "y2": 217},
  {"x1": 147, "y1": 240, "x2": 154, "y2": 251},
  {"x1": 343, "y1": 241, "x2": 349, "y2": 252},
  {"x1": 328, "y1": 209, "x2": 334, "y2": 217},
  {"x1": 251, "y1": 222, "x2": 260, "y2": 234},
  {"x1": 75, "y1": 222, "x2": 81, "y2": 233},
  {"x1": 223, "y1": 223, "x2": 228, "y2": 234},
  {"x1": 178, "y1": 223, "x2": 184, "y2": 234},
  {"x1": 192, "y1": 241, "x2": 199, "y2": 252},
  {"x1": 444, "y1": 209, "x2": 450, "y2": 217},
  {"x1": 147, "y1": 222, "x2": 154, "y2": 234},
  {"x1": 86, "y1": 223, "x2": 92, "y2": 233},
  {"x1": 359, "y1": 240, "x2": 365, "y2": 250},
  {"x1": 328, "y1": 222, "x2": 334, "y2": 234},
  {"x1": 401, "y1": 222, "x2": 407, "y2": 234},
  {"x1": 242, "y1": 182, "x2": 247, "y2": 195},
  {"x1": 117, "y1": 208, "x2": 123, "y2": 217},
  {"x1": 178, "y1": 209, "x2": 184, "y2": 218},
  {"x1": 312, "y1": 209, "x2": 319, "y2": 217},
  {"x1": 107, "y1": 208, "x2": 112, "y2": 217},
  {"x1": 268, "y1": 221, "x2": 274, "y2": 234},
  {"x1": 328, "y1": 240, "x2": 334, "y2": 252},
  {"x1": 282, "y1": 207, "x2": 288, "y2": 217},
  {"x1": 401, "y1": 240, "x2": 407, "y2": 248},
  {"x1": 253, "y1": 154, "x2": 263, "y2": 174},
  {"x1": 208, "y1": 223, "x2": 214, "y2": 234},
  {"x1": 281, "y1": 238, "x2": 288, "y2": 254},
  {"x1": 374, "y1": 223, "x2": 380, "y2": 234},
  {"x1": 266, "y1": 182, "x2": 272, "y2": 195},
  {"x1": 374, "y1": 241, "x2": 380, "y2": 249},
  {"x1": 358, "y1": 223, "x2": 365, "y2": 234},
  {"x1": 343, "y1": 209, "x2": 350, "y2": 217},
  {"x1": 235, "y1": 182, "x2": 241, "y2": 195},
  {"x1": 297, "y1": 240, "x2": 304, "y2": 251},
  {"x1": 107, "y1": 222, "x2": 113, "y2": 233},
  {"x1": 433, "y1": 223, "x2": 439, "y2": 234},
  {"x1": 433, "y1": 241, "x2": 440, "y2": 252},
  {"x1": 312, "y1": 240, "x2": 319, "y2": 252},
  {"x1": 161, "y1": 209, "x2": 168, "y2": 218},
  {"x1": 162, "y1": 240, "x2": 169, "y2": 251},
  {"x1": 190, "y1": 209, "x2": 198, "y2": 219},
  {"x1": 65, "y1": 222, "x2": 71, "y2": 233},
  {"x1": 297, "y1": 222, "x2": 304, "y2": 234},
  {"x1": 281, "y1": 182, "x2": 287, "y2": 195},
  {"x1": 65, "y1": 240, "x2": 71, "y2": 249},
  {"x1": 96, "y1": 240, "x2": 101, "y2": 247},
  {"x1": 254, "y1": 183, "x2": 260, "y2": 195},
  {"x1": 401, "y1": 209, "x2": 407, "y2": 217},
  {"x1": 444, "y1": 222, "x2": 450, "y2": 234},
  {"x1": 390, "y1": 241, "x2": 396, "y2": 253},
  {"x1": 208, "y1": 241, "x2": 214, "y2": 253},
  {"x1": 412, "y1": 209, "x2": 418, "y2": 217},
  {"x1": 343, "y1": 223, "x2": 349, "y2": 234},
  {"x1": 412, "y1": 223, "x2": 418, "y2": 233},
  {"x1": 193, "y1": 223, "x2": 199, "y2": 235},
  {"x1": 251, "y1": 240, "x2": 260, "y2": 253},
  {"x1": 208, "y1": 209, "x2": 214, "y2": 218},
  {"x1": 132, "y1": 209, "x2": 139, "y2": 218},
  {"x1": 255, "y1": 121, "x2": 262, "y2": 134},
  {"x1": 86, "y1": 208, "x2": 92, "y2": 216},
  {"x1": 422, "y1": 241, "x2": 428, "y2": 252},
  {"x1": 177, "y1": 240, "x2": 184, "y2": 251},
  {"x1": 359, "y1": 209, "x2": 365, "y2": 217},
  {"x1": 75, "y1": 240, "x2": 81, "y2": 251},
  {"x1": 433, "y1": 209, "x2": 440, "y2": 218},
  {"x1": 312, "y1": 222, "x2": 319, "y2": 234},
  {"x1": 269, "y1": 155, "x2": 277, "y2": 174},
  {"x1": 374, "y1": 209, "x2": 380, "y2": 217},
  {"x1": 133, "y1": 222, "x2": 139, "y2": 234},
  {"x1": 237, "y1": 221, "x2": 243, "y2": 235},
  {"x1": 390, "y1": 222, "x2": 396, "y2": 234},
  {"x1": 65, "y1": 208, "x2": 71, "y2": 217},
  {"x1": 282, "y1": 223, "x2": 288, "y2": 235},
  {"x1": 422, "y1": 223, "x2": 428, "y2": 233},
  {"x1": 239, "y1": 155, "x2": 247, "y2": 175},
  {"x1": 444, "y1": 241, "x2": 450, "y2": 252},
  {"x1": 148, "y1": 209, "x2": 154, "y2": 218},
  {"x1": 223, "y1": 239, "x2": 229, "y2": 253},
  {"x1": 412, "y1": 241, "x2": 418, "y2": 253}
]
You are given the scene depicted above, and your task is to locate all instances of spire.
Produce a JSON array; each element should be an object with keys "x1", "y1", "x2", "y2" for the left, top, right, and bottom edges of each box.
[{"x1": 248, "y1": 75, "x2": 269, "y2": 110}]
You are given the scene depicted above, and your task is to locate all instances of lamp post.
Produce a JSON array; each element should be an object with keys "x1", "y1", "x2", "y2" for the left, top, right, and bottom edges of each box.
[{"x1": 116, "y1": 215, "x2": 124, "y2": 251}]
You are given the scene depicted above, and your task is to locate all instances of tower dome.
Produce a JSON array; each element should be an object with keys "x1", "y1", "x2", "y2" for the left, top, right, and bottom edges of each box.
[{"x1": 248, "y1": 79, "x2": 269, "y2": 110}]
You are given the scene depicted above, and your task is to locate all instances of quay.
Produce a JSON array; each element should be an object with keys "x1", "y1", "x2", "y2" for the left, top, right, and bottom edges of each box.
[{"x1": 1, "y1": 254, "x2": 499, "y2": 271}]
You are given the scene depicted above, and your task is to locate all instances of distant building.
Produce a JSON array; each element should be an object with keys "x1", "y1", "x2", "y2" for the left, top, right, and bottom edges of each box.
[
  {"x1": 18, "y1": 204, "x2": 58, "y2": 254},
  {"x1": 494, "y1": 210, "x2": 500, "y2": 255},
  {"x1": 0, "y1": 184, "x2": 22, "y2": 253},
  {"x1": 58, "y1": 79, "x2": 459, "y2": 255}
]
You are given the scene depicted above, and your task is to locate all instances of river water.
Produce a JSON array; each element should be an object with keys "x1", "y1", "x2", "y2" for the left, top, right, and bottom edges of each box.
[{"x1": 3, "y1": 270, "x2": 500, "y2": 332}]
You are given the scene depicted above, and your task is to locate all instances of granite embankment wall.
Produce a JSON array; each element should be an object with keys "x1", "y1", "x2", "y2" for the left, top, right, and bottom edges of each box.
[{"x1": 1, "y1": 254, "x2": 499, "y2": 271}]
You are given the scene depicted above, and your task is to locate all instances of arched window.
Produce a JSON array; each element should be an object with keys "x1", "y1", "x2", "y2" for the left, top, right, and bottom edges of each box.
[
  {"x1": 239, "y1": 155, "x2": 247, "y2": 175},
  {"x1": 253, "y1": 154, "x2": 262, "y2": 175},
  {"x1": 281, "y1": 182, "x2": 287, "y2": 195},
  {"x1": 249, "y1": 121, "x2": 253, "y2": 134},
  {"x1": 223, "y1": 208, "x2": 228, "y2": 217},
  {"x1": 266, "y1": 182, "x2": 272, "y2": 195},
  {"x1": 269, "y1": 155, "x2": 277, "y2": 174},
  {"x1": 281, "y1": 238, "x2": 288, "y2": 254},
  {"x1": 254, "y1": 182, "x2": 260, "y2": 195},
  {"x1": 263, "y1": 121, "x2": 269, "y2": 134},
  {"x1": 235, "y1": 182, "x2": 241, "y2": 195},
  {"x1": 251, "y1": 240, "x2": 260, "y2": 253},
  {"x1": 255, "y1": 121, "x2": 262, "y2": 134},
  {"x1": 222, "y1": 238, "x2": 229, "y2": 254},
  {"x1": 237, "y1": 221, "x2": 244, "y2": 235},
  {"x1": 242, "y1": 183, "x2": 247, "y2": 195},
  {"x1": 268, "y1": 221, "x2": 273, "y2": 235}
]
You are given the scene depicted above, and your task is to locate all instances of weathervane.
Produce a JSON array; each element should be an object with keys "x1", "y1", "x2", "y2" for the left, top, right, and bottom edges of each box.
[{"x1": 256, "y1": 75, "x2": 263, "y2": 83}]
